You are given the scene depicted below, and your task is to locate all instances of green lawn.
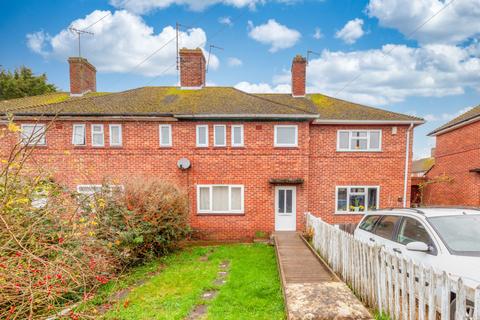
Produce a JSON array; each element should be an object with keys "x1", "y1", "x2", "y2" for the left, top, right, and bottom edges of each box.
[{"x1": 82, "y1": 244, "x2": 285, "y2": 319}]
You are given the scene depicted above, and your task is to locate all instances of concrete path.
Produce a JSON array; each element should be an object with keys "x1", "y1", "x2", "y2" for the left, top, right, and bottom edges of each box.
[{"x1": 274, "y1": 232, "x2": 372, "y2": 320}]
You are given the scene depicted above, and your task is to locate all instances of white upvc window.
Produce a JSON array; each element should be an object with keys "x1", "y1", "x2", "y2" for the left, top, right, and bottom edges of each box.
[
  {"x1": 159, "y1": 124, "x2": 172, "y2": 147},
  {"x1": 20, "y1": 124, "x2": 46, "y2": 145},
  {"x1": 72, "y1": 124, "x2": 86, "y2": 146},
  {"x1": 197, "y1": 184, "x2": 244, "y2": 214},
  {"x1": 231, "y1": 125, "x2": 244, "y2": 147},
  {"x1": 196, "y1": 125, "x2": 209, "y2": 147},
  {"x1": 335, "y1": 186, "x2": 380, "y2": 214},
  {"x1": 214, "y1": 125, "x2": 226, "y2": 147},
  {"x1": 91, "y1": 124, "x2": 104, "y2": 147},
  {"x1": 274, "y1": 125, "x2": 298, "y2": 147},
  {"x1": 76, "y1": 184, "x2": 124, "y2": 201},
  {"x1": 109, "y1": 124, "x2": 122, "y2": 147},
  {"x1": 337, "y1": 130, "x2": 382, "y2": 152}
]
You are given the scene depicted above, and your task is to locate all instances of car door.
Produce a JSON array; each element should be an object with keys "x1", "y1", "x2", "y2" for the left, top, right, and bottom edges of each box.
[
  {"x1": 371, "y1": 215, "x2": 402, "y2": 252},
  {"x1": 393, "y1": 216, "x2": 439, "y2": 268},
  {"x1": 355, "y1": 215, "x2": 382, "y2": 244}
]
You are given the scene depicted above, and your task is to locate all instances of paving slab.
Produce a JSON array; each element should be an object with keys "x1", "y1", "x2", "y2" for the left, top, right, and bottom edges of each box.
[{"x1": 274, "y1": 232, "x2": 372, "y2": 320}]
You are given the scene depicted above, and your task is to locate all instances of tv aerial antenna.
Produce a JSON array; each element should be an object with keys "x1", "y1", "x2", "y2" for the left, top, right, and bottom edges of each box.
[
  {"x1": 206, "y1": 45, "x2": 224, "y2": 73},
  {"x1": 307, "y1": 50, "x2": 321, "y2": 65},
  {"x1": 69, "y1": 27, "x2": 94, "y2": 58}
]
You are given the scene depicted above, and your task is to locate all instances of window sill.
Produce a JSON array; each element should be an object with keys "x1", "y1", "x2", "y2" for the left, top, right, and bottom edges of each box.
[
  {"x1": 336, "y1": 150, "x2": 383, "y2": 153},
  {"x1": 274, "y1": 146, "x2": 299, "y2": 149},
  {"x1": 159, "y1": 146, "x2": 173, "y2": 149}
]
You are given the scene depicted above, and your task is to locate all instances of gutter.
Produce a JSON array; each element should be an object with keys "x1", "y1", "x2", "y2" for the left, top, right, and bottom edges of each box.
[
  {"x1": 313, "y1": 119, "x2": 424, "y2": 125},
  {"x1": 403, "y1": 123, "x2": 414, "y2": 208}
]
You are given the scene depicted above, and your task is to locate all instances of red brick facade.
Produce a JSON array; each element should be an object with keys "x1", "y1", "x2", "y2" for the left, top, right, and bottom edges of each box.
[
  {"x1": 68, "y1": 57, "x2": 96, "y2": 95},
  {"x1": 0, "y1": 120, "x2": 414, "y2": 240},
  {"x1": 423, "y1": 121, "x2": 480, "y2": 206}
]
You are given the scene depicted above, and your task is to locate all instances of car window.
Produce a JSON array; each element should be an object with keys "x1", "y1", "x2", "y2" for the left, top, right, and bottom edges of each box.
[
  {"x1": 359, "y1": 215, "x2": 380, "y2": 232},
  {"x1": 374, "y1": 215, "x2": 400, "y2": 240},
  {"x1": 397, "y1": 217, "x2": 432, "y2": 245}
]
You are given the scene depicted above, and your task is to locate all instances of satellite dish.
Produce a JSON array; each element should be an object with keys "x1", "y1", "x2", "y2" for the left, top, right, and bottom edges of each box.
[{"x1": 177, "y1": 158, "x2": 191, "y2": 170}]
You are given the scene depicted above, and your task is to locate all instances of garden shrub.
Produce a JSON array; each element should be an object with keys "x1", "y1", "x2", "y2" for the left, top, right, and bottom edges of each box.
[{"x1": 90, "y1": 179, "x2": 191, "y2": 267}]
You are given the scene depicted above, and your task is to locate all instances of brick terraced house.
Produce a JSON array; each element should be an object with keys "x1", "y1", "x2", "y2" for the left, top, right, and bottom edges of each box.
[
  {"x1": 0, "y1": 49, "x2": 424, "y2": 239},
  {"x1": 423, "y1": 106, "x2": 480, "y2": 207}
]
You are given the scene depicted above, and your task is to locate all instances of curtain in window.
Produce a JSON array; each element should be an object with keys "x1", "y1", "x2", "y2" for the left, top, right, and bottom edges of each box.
[
  {"x1": 199, "y1": 187, "x2": 210, "y2": 211},
  {"x1": 212, "y1": 186, "x2": 229, "y2": 211},
  {"x1": 73, "y1": 125, "x2": 85, "y2": 145},
  {"x1": 231, "y1": 187, "x2": 242, "y2": 210},
  {"x1": 161, "y1": 126, "x2": 170, "y2": 145},
  {"x1": 276, "y1": 127, "x2": 296, "y2": 145},
  {"x1": 110, "y1": 126, "x2": 121, "y2": 145}
]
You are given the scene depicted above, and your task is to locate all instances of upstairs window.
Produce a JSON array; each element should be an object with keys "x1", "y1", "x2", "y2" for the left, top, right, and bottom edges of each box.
[
  {"x1": 337, "y1": 130, "x2": 382, "y2": 152},
  {"x1": 336, "y1": 186, "x2": 379, "y2": 213},
  {"x1": 72, "y1": 124, "x2": 86, "y2": 146},
  {"x1": 214, "y1": 125, "x2": 226, "y2": 147},
  {"x1": 196, "y1": 125, "x2": 208, "y2": 147},
  {"x1": 274, "y1": 125, "x2": 298, "y2": 147},
  {"x1": 197, "y1": 185, "x2": 244, "y2": 214},
  {"x1": 159, "y1": 124, "x2": 172, "y2": 147},
  {"x1": 21, "y1": 124, "x2": 46, "y2": 146},
  {"x1": 231, "y1": 125, "x2": 244, "y2": 147},
  {"x1": 91, "y1": 124, "x2": 104, "y2": 147},
  {"x1": 109, "y1": 124, "x2": 122, "y2": 147}
]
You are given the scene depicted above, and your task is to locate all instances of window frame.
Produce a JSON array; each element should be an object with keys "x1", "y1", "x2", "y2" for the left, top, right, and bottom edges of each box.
[
  {"x1": 109, "y1": 124, "x2": 122, "y2": 147},
  {"x1": 213, "y1": 125, "x2": 227, "y2": 147},
  {"x1": 159, "y1": 124, "x2": 172, "y2": 147},
  {"x1": 91, "y1": 124, "x2": 105, "y2": 147},
  {"x1": 20, "y1": 123, "x2": 46, "y2": 146},
  {"x1": 274, "y1": 125, "x2": 298, "y2": 148},
  {"x1": 196, "y1": 184, "x2": 244, "y2": 214},
  {"x1": 336, "y1": 130, "x2": 382, "y2": 152},
  {"x1": 335, "y1": 186, "x2": 380, "y2": 214},
  {"x1": 196, "y1": 125, "x2": 209, "y2": 147},
  {"x1": 72, "y1": 124, "x2": 86, "y2": 146},
  {"x1": 231, "y1": 125, "x2": 244, "y2": 147}
]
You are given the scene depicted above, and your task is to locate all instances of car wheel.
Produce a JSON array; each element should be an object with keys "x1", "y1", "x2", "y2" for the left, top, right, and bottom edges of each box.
[{"x1": 450, "y1": 299, "x2": 474, "y2": 320}]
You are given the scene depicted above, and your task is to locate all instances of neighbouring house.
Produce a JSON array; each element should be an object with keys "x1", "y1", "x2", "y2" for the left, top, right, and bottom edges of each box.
[
  {"x1": 410, "y1": 155, "x2": 435, "y2": 206},
  {"x1": 0, "y1": 49, "x2": 423, "y2": 240},
  {"x1": 423, "y1": 106, "x2": 480, "y2": 207}
]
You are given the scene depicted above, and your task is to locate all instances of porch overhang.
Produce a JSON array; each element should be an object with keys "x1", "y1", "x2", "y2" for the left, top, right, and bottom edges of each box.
[{"x1": 269, "y1": 178, "x2": 304, "y2": 185}]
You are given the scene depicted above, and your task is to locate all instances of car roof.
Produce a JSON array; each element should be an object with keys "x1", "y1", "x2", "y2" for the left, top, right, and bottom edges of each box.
[{"x1": 366, "y1": 207, "x2": 480, "y2": 218}]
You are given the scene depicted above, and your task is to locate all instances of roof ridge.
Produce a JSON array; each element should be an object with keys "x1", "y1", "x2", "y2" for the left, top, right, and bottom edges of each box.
[{"x1": 232, "y1": 88, "x2": 318, "y2": 115}]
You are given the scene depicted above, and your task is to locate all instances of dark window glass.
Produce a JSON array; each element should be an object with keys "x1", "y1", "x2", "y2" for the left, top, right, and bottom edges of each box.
[
  {"x1": 286, "y1": 190, "x2": 293, "y2": 213},
  {"x1": 359, "y1": 215, "x2": 380, "y2": 232},
  {"x1": 375, "y1": 216, "x2": 400, "y2": 239},
  {"x1": 397, "y1": 218, "x2": 432, "y2": 245},
  {"x1": 278, "y1": 190, "x2": 285, "y2": 213}
]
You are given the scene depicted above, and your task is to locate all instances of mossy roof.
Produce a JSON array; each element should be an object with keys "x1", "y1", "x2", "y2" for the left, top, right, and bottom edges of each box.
[
  {"x1": 412, "y1": 158, "x2": 435, "y2": 174},
  {"x1": 429, "y1": 105, "x2": 480, "y2": 136},
  {"x1": 0, "y1": 87, "x2": 421, "y2": 122},
  {"x1": 256, "y1": 93, "x2": 422, "y2": 121}
]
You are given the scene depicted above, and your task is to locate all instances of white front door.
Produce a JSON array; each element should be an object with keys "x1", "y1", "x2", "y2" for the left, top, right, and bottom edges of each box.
[{"x1": 275, "y1": 186, "x2": 296, "y2": 231}]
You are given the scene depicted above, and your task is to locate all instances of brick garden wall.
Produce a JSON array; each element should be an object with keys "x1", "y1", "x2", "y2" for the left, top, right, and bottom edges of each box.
[
  {"x1": 423, "y1": 121, "x2": 480, "y2": 206},
  {"x1": 0, "y1": 120, "x2": 413, "y2": 239}
]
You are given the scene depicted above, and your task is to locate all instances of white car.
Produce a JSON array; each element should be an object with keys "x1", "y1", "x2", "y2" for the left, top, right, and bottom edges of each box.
[{"x1": 354, "y1": 207, "x2": 480, "y2": 318}]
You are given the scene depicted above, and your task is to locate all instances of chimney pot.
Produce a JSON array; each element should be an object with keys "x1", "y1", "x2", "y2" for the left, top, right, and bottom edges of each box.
[
  {"x1": 291, "y1": 54, "x2": 306, "y2": 97},
  {"x1": 179, "y1": 48, "x2": 206, "y2": 89},
  {"x1": 68, "y1": 57, "x2": 96, "y2": 96}
]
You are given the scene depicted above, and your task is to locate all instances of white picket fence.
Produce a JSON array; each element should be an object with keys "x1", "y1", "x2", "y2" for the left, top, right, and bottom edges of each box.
[{"x1": 306, "y1": 213, "x2": 480, "y2": 320}]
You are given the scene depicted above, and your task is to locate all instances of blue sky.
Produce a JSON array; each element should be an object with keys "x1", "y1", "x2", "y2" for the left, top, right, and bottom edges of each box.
[{"x1": 1, "y1": 0, "x2": 480, "y2": 158}]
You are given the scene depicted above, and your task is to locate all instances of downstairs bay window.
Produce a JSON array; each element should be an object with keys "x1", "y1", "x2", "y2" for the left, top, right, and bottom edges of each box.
[
  {"x1": 336, "y1": 186, "x2": 379, "y2": 213},
  {"x1": 197, "y1": 185, "x2": 244, "y2": 214}
]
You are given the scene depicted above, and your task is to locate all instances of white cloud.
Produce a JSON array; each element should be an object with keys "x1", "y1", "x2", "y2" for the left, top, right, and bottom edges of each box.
[
  {"x1": 26, "y1": 10, "x2": 218, "y2": 77},
  {"x1": 26, "y1": 31, "x2": 50, "y2": 56},
  {"x1": 367, "y1": 0, "x2": 480, "y2": 44},
  {"x1": 218, "y1": 16, "x2": 233, "y2": 26},
  {"x1": 227, "y1": 57, "x2": 242, "y2": 67},
  {"x1": 234, "y1": 81, "x2": 291, "y2": 93},
  {"x1": 250, "y1": 42, "x2": 480, "y2": 106},
  {"x1": 248, "y1": 19, "x2": 301, "y2": 52},
  {"x1": 313, "y1": 27, "x2": 323, "y2": 40},
  {"x1": 335, "y1": 18, "x2": 365, "y2": 44},
  {"x1": 423, "y1": 106, "x2": 474, "y2": 122},
  {"x1": 110, "y1": 0, "x2": 270, "y2": 14}
]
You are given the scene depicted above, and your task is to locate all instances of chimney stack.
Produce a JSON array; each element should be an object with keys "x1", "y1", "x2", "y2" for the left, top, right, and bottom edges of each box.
[
  {"x1": 291, "y1": 55, "x2": 306, "y2": 97},
  {"x1": 68, "y1": 57, "x2": 96, "y2": 96},
  {"x1": 179, "y1": 48, "x2": 206, "y2": 89}
]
